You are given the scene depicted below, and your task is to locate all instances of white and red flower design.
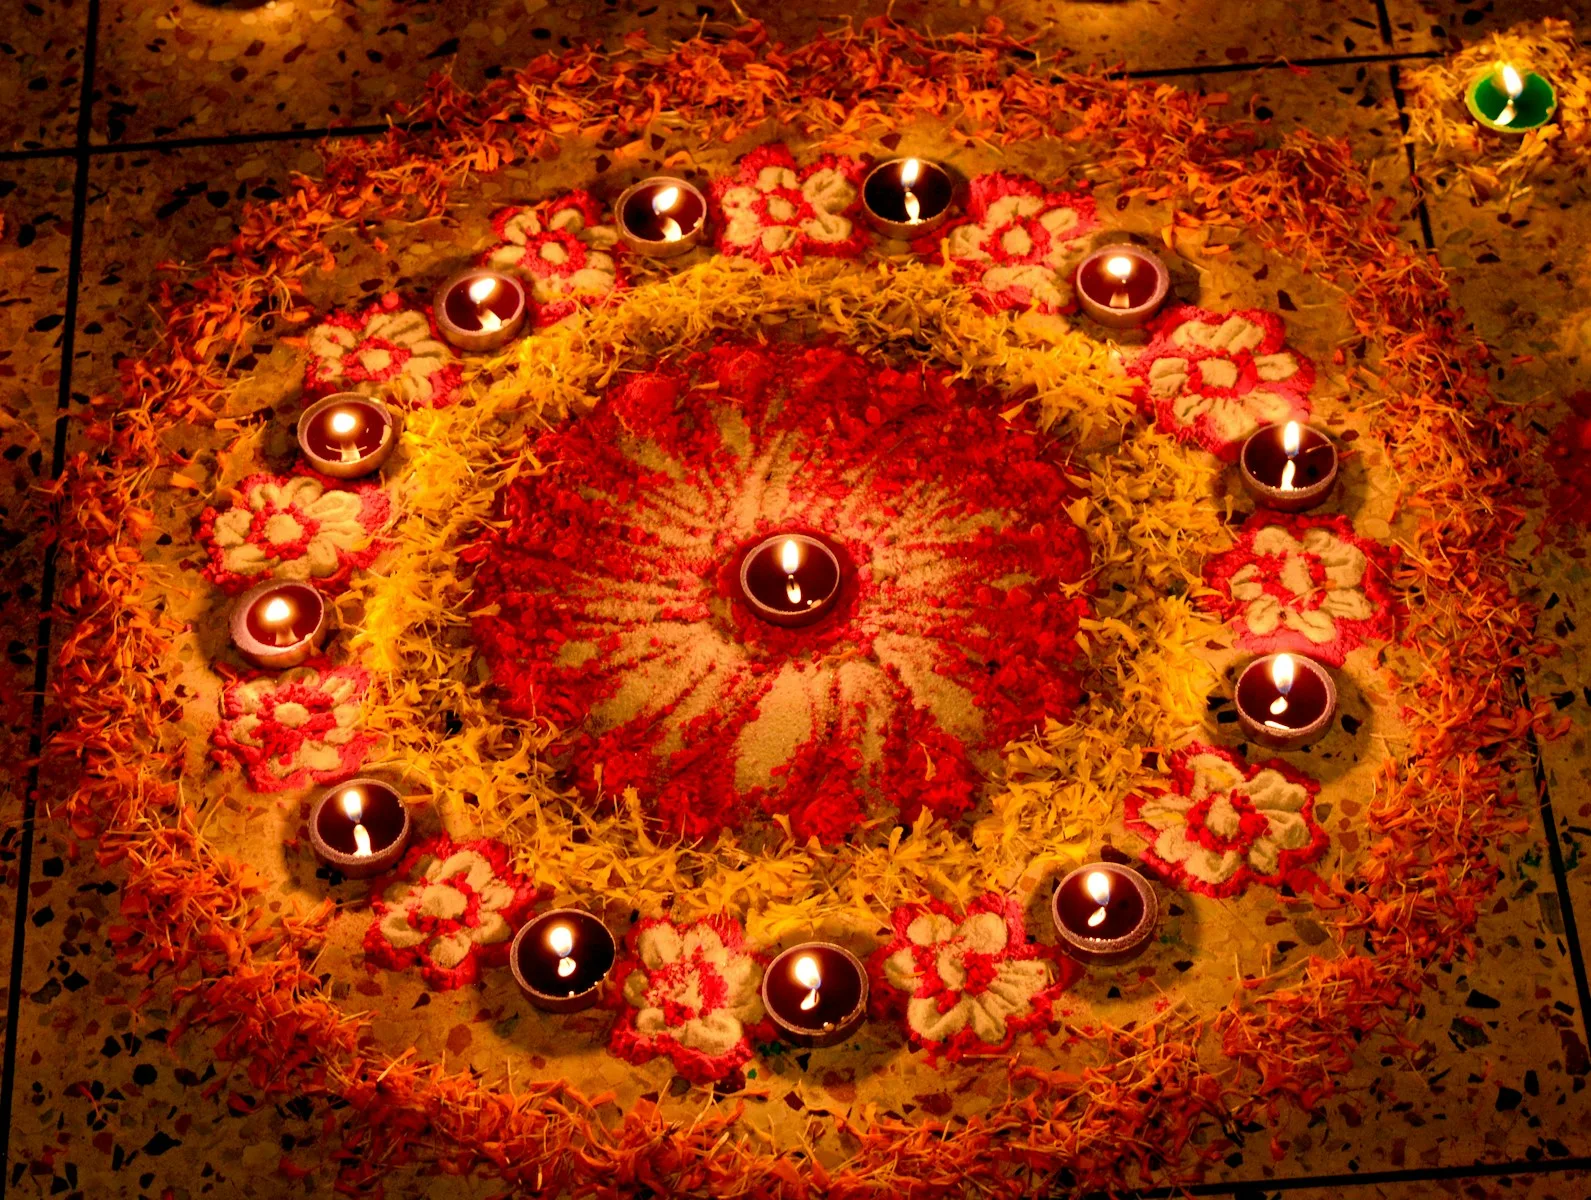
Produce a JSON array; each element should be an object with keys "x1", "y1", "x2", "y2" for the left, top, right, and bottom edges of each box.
[
  {"x1": 1125, "y1": 744, "x2": 1327, "y2": 898},
  {"x1": 304, "y1": 300, "x2": 463, "y2": 408},
  {"x1": 211, "y1": 663, "x2": 376, "y2": 793},
  {"x1": 198, "y1": 471, "x2": 390, "y2": 595},
  {"x1": 484, "y1": 192, "x2": 627, "y2": 326},
  {"x1": 711, "y1": 144, "x2": 870, "y2": 267},
  {"x1": 871, "y1": 893, "x2": 1076, "y2": 1063},
  {"x1": 1203, "y1": 513, "x2": 1399, "y2": 667},
  {"x1": 609, "y1": 915, "x2": 771, "y2": 1085},
  {"x1": 362, "y1": 836, "x2": 541, "y2": 990},
  {"x1": 915, "y1": 171, "x2": 1099, "y2": 314},
  {"x1": 469, "y1": 340, "x2": 1093, "y2": 845},
  {"x1": 1128, "y1": 306, "x2": 1315, "y2": 459}
]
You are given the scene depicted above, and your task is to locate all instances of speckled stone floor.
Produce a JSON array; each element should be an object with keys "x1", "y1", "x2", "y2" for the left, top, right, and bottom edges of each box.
[{"x1": 4, "y1": 2, "x2": 1591, "y2": 1199}]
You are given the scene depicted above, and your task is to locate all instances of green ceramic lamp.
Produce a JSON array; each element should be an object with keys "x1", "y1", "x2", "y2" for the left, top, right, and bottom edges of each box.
[{"x1": 1466, "y1": 61, "x2": 1557, "y2": 134}]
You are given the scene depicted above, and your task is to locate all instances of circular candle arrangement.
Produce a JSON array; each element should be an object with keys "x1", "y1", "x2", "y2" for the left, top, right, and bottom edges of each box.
[
  {"x1": 616, "y1": 176, "x2": 708, "y2": 257},
  {"x1": 1051, "y1": 862, "x2": 1158, "y2": 964},
  {"x1": 511, "y1": 908, "x2": 618, "y2": 1013},
  {"x1": 1073, "y1": 244, "x2": 1171, "y2": 329},
  {"x1": 433, "y1": 269, "x2": 528, "y2": 352},
  {"x1": 1239, "y1": 420, "x2": 1339, "y2": 512},
  {"x1": 737, "y1": 532, "x2": 844, "y2": 628},
  {"x1": 308, "y1": 778, "x2": 411, "y2": 878},
  {"x1": 1234, "y1": 652, "x2": 1338, "y2": 750},
  {"x1": 762, "y1": 942, "x2": 868, "y2": 1048},
  {"x1": 297, "y1": 393, "x2": 399, "y2": 479},
  {"x1": 1465, "y1": 61, "x2": 1557, "y2": 134},
  {"x1": 861, "y1": 157, "x2": 954, "y2": 239},
  {"x1": 228, "y1": 578, "x2": 329, "y2": 670}
]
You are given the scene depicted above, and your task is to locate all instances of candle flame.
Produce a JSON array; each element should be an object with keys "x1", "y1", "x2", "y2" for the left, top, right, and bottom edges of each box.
[
  {"x1": 1268, "y1": 654, "x2": 1296, "y2": 718},
  {"x1": 653, "y1": 185, "x2": 681, "y2": 214},
  {"x1": 1282, "y1": 421, "x2": 1301, "y2": 456},
  {"x1": 794, "y1": 954, "x2": 822, "y2": 1012},
  {"x1": 903, "y1": 190, "x2": 921, "y2": 222},
  {"x1": 548, "y1": 923, "x2": 574, "y2": 958},
  {"x1": 1104, "y1": 254, "x2": 1135, "y2": 282},
  {"x1": 1501, "y1": 63, "x2": 1524, "y2": 98},
  {"x1": 780, "y1": 538, "x2": 801, "y2": 573},
  {"x1": 468, "y1": 276, "x2": 497, "y2": 304},
  {"x1": 329, "y1": 409, "x2": 359, "y2": 438},
  {"x1": 353, "y1": 824, "x2": 373, "y2": 858},
  {"x1": 339, "y1": 788, "x2": 364, "y2": 823},
  {"x1": 262, "y1": 597, "x2": 293, "y2": 627},
  {"x1": 900, "y1": 158, "x2": 922, "y2": 188},
  {"x1": 1084, "y1": 870, "x2": 1113, "y2": 930}
]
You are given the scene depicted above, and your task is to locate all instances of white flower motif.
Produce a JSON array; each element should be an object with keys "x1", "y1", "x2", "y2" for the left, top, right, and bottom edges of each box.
[
  {"x1": 1134, "y1": 752, "x2": 1316, "y2": 889},
  {"x1": 946, "y1": 193, "x2": 1090, "y2": 311},
  {"x1": 622, "y1": 921, "x2": 763, "y2": 1060},
  {"x1": 210, "y1": 476, "x2": 372, "y2": 583},
  {"x1": 307, "y1": 309, "x2": 457, "y2": 406},
  {"x1": 1228, "y1": 526, "x2": 1374, "y2": 645},
  {"x1": 218, "y1": 666, "x2": 371, "y2": 790},
  {"x1": 883, "y1": 910, "x2": 1052, "y2": 1045},
  {"x1": 378, "y1": 849, "x2": 519, "y2": 969},
  {"x1": 720, "y1": 162, "x2": 859, "y2": 253},
  {"x1": 489, "y1": 202, "x2": 621, "y2": 312}
]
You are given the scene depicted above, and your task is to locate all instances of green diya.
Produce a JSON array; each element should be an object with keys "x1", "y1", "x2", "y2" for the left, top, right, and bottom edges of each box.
[{"x1": 1466, "y1": 62, "x2": 1557, "y2": 133}]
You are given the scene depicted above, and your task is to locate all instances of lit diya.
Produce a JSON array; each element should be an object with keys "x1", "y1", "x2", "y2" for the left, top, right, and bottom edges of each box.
[
  {"x1": 761, "y1": 942, "x2": 868, "y2": 1049},
  {"x1": 1239, "y1": 420, "x2": 1339, "y2": 512},
  {"x1": 297, "y1": 393, "x2": 399, "y2": 479},
  {"x1": 1234, "y1": 652, "x2": 1338, "y2": 750},
  {"x1": 1466, "y1": 61, "x2": 1557, "y2": 134},
  {"x1": 1051, "y1": 862, "x2": 1158, "y2": 964},
  {"x1": 738, "y1": 532, "x2": 843, "y2": 628},
  {"x1": 228, "y1": 579, "x2": 328, "y2": 670},
  {"x1": 511, "y1": 908, "x2": 617, "y2": 1013},
  {"x1": 615, "y1": 176, "x2": 707, "y2": 257},
  {"x1": 861, "y1": 156, "x2": 954, "y2": 239},
  {"x1": 433, "y1": 268, "x2": 527, "y2": 352},
  {"x1": 308, "y1": 778, "x2": 411, "y2": 878},
  {"x1": 1073, "y1": 244, "x2": 1170, "y2": 329}
]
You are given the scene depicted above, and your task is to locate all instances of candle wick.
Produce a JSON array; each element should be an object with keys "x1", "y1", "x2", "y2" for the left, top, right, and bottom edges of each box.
[
  {"x1": 339, "y1": 441, "x2": 361, "y2": 464},
  {"x1": 353, "y1": 823, "x2": 373, "y2": 858},
  {"x1": 557, "y1": 956, "x2": 577, "y2": 979},
  {"x1": 1108, "y1": 290, "x2": 1131, "y2": 309},
  {"x1": 1087, "y1": 907, "x2": 1107, "y2": 928},
  {"x1": 786, "y1": 575, "x2": 803, "y2": 606},
  {"x1": 800, "y1": 988, "x2": 820, "y2": 1012},
  {"x1": 903, "y1": 189, "x2": 921, "y2": 223},
  {"x1": 1279, "y1": 460, "x2": 1297, "y2": 492}
]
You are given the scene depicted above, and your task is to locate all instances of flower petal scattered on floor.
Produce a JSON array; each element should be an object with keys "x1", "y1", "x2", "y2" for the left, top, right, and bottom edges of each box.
[
  {"x1": 1202, "y1": 512, "x2": 1399, "y2": 667},
  {"x1": 198, "y1": 471, "x2": 391, "y2": 594},
  {"x1": 711, "y1": 143, "x2": 870, "y2": 267},
  {"x1": 303, "y1": 297, "x2": 463, "y2": 408},
  {"x1": 484, "y1": 191, "x2": 628, "y2": 326},
  {"x1": 1128, "y1": 306, "x2": 1315, "y2": 460},
  {"x1": 211, "y1": 663, "x2": 377, "y2": 793},
  {"x1": 609, "y1": 914, "x2": 770, "y2": 1085},
  {"x1": 363, "y1": 836, "x2": 542, "y2": 990},
  {"x1": 469, "y1": 340, "x2": 1093, "y2": 844},
  {"x1": 871, "y1": 892, "x2": 1078, "y2": 1063},
  {"x1": 915, "y1": 171, "x2": 1098, "y2": 313},
  {"x1": 1125, "y1": 744, "x2": 1327, "y2": 897}
]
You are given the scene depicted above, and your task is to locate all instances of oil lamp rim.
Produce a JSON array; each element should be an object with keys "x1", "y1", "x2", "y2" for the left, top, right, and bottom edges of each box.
[
  {"x1": 307, "y1": 776, "x2": 412, "y2": 876},
  {"x1": 1237, "y1": 421, "x2": 1339, "y2": 511},
  {"x1": 296, "y1": 392, "x2": 400, "y2": 477},
  {"x1": 1234, "y1": 652, "x2": 1339, "y2": 747},
  {"x1": 510, "y1": 907, "x2": 618, "y2": 1007},
  {"x1": 228, "y1": 578, "x2": 330, "y2": 668},
  {"x1": 1051, "y1": 862, "x2": 1159, "y2": 955},
  {"x1": 760, "y1": 940, "x2": 869, "y2": 1036},
  {"x1": 737, "y1": 531, "x2": 843, "y2": 625},
  {"x1": 613, "y1": 174, "x2": 709, "y2": 243}
]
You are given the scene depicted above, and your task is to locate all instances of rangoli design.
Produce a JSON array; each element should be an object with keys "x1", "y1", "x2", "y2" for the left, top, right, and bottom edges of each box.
[
  {"x1": 1202, "y1": 512, "x2": 1399, "y2": 667},
  {"x1": 916, "y1": 170, "x2": 1099, "y2": 314},
  {"x1": 363, "y1": 836, "x2": 542, "y2": 991},
  {"x1": 484, "y1": 191, "x2": 628, "y2": 326},
  {"x1": 871, "y1": 892, "x2": 1077, "y2": 1063},
  {"x1": 1124, "y1": 744, "x2": 1327, "y2": 898},
  {"x1": 609, "y1": 914, "x2": 771, "y2": 1085},
  {"x1": 469, "y1": 339, "x2": 1093, "y2": 844},
  {"x1": 711, "y1": 143, "x2": 870, "y2": 267},
  {"x1": 210, "y1": 663, "x2": 377, "y2": 793},
  {"x1": 1129, "y1": 306, "x2": 1315, "y2": 459},
  {"x1": 198, "y1": 471, "x2": 391, "y2": 594},
  {"x1": 303, "y1": 299, "x2": 463, "y2": 408}
]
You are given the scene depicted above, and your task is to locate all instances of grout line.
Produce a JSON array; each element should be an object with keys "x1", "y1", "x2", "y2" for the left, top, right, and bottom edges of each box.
[
  {"x1": 1087, "y1": 1154, "x2": 1591, "y2": 1198},
  {"x1": 1388, "y1": 64, "x2": 1438, "y2": 251},
  {"x1": 0, "y1": 1, "x2": 100, "y2": 1193},
  {"x1": 1372, "y1": 0, "x2": 1395, "y2": 47},
  {"x1": 1109, "y1": 49, "x2": 1443, "y2": 81}
]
